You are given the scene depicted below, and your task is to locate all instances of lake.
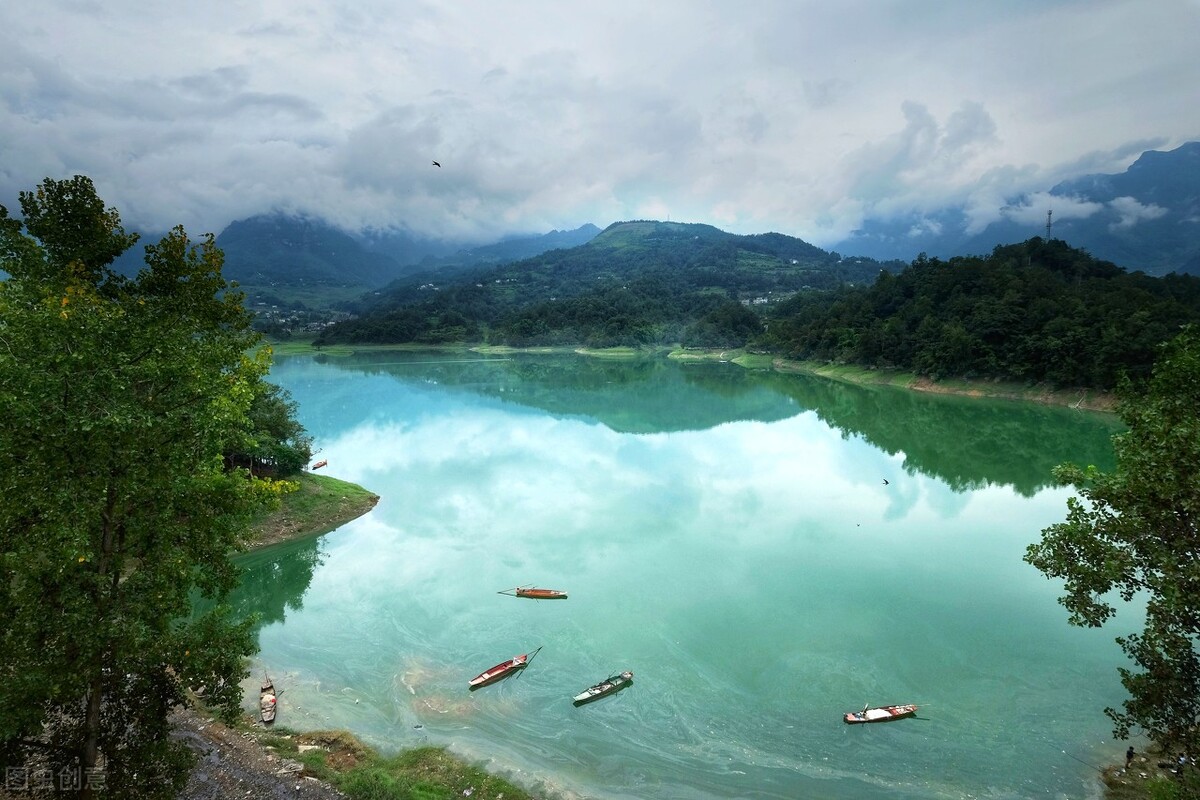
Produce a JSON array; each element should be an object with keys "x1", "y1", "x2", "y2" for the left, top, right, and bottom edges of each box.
[{"x1": 232, "y1": 350, "x2": 1132, "y2": 799}]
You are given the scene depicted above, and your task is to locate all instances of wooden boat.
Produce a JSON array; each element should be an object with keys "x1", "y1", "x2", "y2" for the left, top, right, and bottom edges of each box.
[
  {"x1": 311, "y1": 459, "x2": 328, "y2": 470},
  {"x1": 573, "y1": 670, "x2": 633, "y2": 705},
  {"x1": 260, "y1": 674, "x2": 278, "y2": 725},
  {"x1": 512, "y1": 586, "x2": 567, "y2": 600},
  {"x1": 469, "y1": 647, "x2": 541, "y2": 690},
  {"x1": 843, "y1": 703, "x2": 917, "y2": 724}
]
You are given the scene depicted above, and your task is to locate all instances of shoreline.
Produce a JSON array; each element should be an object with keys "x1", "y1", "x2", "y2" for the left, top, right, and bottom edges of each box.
[
  {"x1": 246, "y1": 471, "x2": 379, "y2": 551},
  {"x1": 766, "y1": 356, "x2": 1118, "y2": 412},
  {"x1": 269, "y1": 337, "x2": 1119, "y2": 413}
]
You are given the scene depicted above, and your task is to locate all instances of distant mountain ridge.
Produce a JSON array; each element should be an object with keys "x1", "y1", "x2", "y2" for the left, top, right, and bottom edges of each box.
[
  {"x1": 832, "y1": 141, "x2": 1200, "y2": 275},
  {"x1": 363, "y1": 219, "x2": 895, "y2": 312},
  {"x1": 210, "y1": 216, "x2": 601, "y2": 293},
  {"x1": 317, "y1": 219, "x2": 902, "y2": 346},
  {"x1": 216, "y1": 215, "x2": 400, "y2": 288},
  {"x1": 94, "y1": 142, "x2": 1198, "y2": 298}
]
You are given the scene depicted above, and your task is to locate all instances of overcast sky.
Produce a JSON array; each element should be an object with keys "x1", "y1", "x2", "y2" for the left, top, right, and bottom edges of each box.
[{"x1": 2, "y1": 0, "x2": 1198, "y2": 247}]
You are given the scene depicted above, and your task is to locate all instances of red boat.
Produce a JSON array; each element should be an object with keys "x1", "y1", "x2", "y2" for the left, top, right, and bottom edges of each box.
[
  {"x1": 844, "y1": 704, "x2": 917, "y2": 724},
  {"x1": 512, "y1": 586, "x2": 567, "y2": 600},
  {"x1": 469, "y1": 647, "x2": 541, "y2": 690},
  {"x1": 311, "y1": 460, "x2": 328, "y2": 470}
]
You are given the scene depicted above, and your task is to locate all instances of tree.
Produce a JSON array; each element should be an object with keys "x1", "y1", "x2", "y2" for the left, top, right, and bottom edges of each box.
[
  {"x1": 226, "y1": 382, "x2": 314, "y2": 477},
  {"x1": 682, "y1": 300, "x2": 764, "y2": 348},
  {"x1": 1025, "y1": 326, "x2": 1200, "y2": 784},
  {"x1": 0, "y1": 177, "x2": 293, "y2": 798}
]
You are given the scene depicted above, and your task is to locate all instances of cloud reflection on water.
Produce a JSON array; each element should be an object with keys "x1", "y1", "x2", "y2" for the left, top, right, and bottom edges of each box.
[{"x1": 247, "y1": 353, "x2": 1127, "y2": 800}]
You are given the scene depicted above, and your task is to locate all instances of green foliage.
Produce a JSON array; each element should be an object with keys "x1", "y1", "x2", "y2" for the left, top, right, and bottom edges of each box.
[
  {"x1": 316, "y1": 227, "x2": 1198, "y2": 389},
  {"x1": 16, "y1": 175, "x2": 139, "y2": 287},
  {"x1": 684, "y1": 299, "x2": 765, "y2": 348},
  {"x1": 316, "y1": 220, "x2": 895, "y2": 348},
  {"x1": 226, "y1": 380, "x2": 314, "y2": 476},
  {"x1": 0, "y1": 176, "x2": 301, "y2": 797},
  {"x1": 1025, "y1": 327, "x2": 1200, "y2": 770},
  {"x1": 332, "y1": 746, "x2": 532, "y2": 800},
  {"x1": 763, "y1": 238, "x2": 1200, "y2": 390}
]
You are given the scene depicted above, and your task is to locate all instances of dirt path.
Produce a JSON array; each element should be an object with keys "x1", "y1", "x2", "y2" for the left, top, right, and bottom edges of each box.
[{"x1": 171, "y1": 706, "x2": 346, "y2": 800}]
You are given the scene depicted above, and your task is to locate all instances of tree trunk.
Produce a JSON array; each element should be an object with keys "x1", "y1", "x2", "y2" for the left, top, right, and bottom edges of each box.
[{"x1": 80, "y1": 677, "x2": 102, "y2": 800}]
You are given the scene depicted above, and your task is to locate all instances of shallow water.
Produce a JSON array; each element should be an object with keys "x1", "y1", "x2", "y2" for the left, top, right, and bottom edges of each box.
[{"x1": 234, "y1": 351, "x2": 1131, "y2": 799}]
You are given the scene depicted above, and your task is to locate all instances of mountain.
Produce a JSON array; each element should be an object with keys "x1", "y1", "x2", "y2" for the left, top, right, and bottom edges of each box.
[
  {"x1": 318, "y1": 220, "x2": 902, "y2": 346},
  {"x1": 98, "y1": 216, "x2": 601, "y2": 308},
  {"x1": 362, "y1": 220, "x2": 894, "y2": 311},
  {"x1": 212, "y1": 216, "x2": 603, "y2": 308},
  {"x1": 832, "y1": 142, "x2": 1200, "y2": 275},
  {"x1": 1042, "y1": 143, "x2": 1200, "y2": 274},
  {"x1": 216, "y1": 214, "x2": 402, "y2": 289}
]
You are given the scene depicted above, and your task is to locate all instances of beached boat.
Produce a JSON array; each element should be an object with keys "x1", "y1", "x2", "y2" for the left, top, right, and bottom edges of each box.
[
  {"x1": 573, "y1": 670, "x2": 633, "y2": 705},
  {"x1": 260, "y1": 674, "x2": 278, "y2": 725},
  {"x1": 469, "y1": 647, "x2": 541, "y2": 690},
  {"x1": 843, "y1": 703, "x2": 917, "y2": 724}
]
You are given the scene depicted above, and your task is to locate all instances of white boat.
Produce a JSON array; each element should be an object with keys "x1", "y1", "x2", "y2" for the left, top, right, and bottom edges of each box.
[{"x1": 573, "y1": 670, "x2": 633, "y2": 705}]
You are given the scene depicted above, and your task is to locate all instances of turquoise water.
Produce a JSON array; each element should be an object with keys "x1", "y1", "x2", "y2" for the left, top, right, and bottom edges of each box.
[{"x1": 234, "y1": 351, "x2": 1131, "y2": 799}]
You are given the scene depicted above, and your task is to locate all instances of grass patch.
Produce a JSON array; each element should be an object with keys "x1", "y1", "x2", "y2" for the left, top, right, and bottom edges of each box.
[
  {"x1": 248, "y1": 472, "x2": 379, "y2": 550},
  {"x1": 667, "y1": 347, "x2": 743, "y2": 362},
  {"x1": 261, "y1": 337, "x2": 324, "y2": 356},
  {"x1": 573, "y1": 346, "x2": 649, "y2": 359},
  {"x1": 472, "y1": 344, "x2": 575, "y2": 355},
  {"x1": 730, "y1": 353, "x2": 773, "y2": 369},
  {"x1": 232, "y1": 713, "x2": 537, "y2": 800},
  {"x1": 333, "y1": 747, "x2": 532, "y2": 800}
]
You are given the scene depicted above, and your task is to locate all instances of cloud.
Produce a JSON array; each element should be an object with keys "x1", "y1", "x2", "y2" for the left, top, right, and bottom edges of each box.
[
  {"x1": 1001, "y1": 191, "x2": 1105, "y2": 226},
  {"x1": 1, "y1": 0, "x2": 1198, "y2": 247},
  {"x1": 993, "y1": 189, "x2": 1171, "y2": 236},
  {"x1": 907, "y1": 218, "x2": 943, "y2": 238},
  {"x1": 1108, "y1": 195, "x2": 1168, "y2": 230},
  {"x1": 812, "y1": 101, "x2": 1000, "y2": 241}
]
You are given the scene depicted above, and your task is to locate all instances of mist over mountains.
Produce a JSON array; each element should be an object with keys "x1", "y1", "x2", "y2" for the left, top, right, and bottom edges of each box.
[
  {"x1": 829, "y1": 141, "x2": 1200, "y2": 274},
  {"x1": 101, "y1": 141, "x2": 1199, "y2": 295}
]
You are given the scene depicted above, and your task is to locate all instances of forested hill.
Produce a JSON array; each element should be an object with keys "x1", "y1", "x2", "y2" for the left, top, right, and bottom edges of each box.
[
  {"x1": 316, "y1": 220, "x2": 900, "y2": 348},
  {"x1": 762, "y1": 237, "x2": 1200, "y2": 389}
]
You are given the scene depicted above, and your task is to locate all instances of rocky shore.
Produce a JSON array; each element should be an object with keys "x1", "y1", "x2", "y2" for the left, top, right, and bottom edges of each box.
[{"x1": 172, "y1": 706, "x2": 346, "y2": 800}]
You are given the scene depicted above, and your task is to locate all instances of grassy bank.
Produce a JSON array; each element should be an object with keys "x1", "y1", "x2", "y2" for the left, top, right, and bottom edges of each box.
[
  {"x1": 232, "y1": 715, "x2": 538, "y2": 800},
  {"x1": 779, "y1": 360, "x2": 1118, "y2": 411},
  {"x1": 667, "y1": 347, "x2": 1118, "y2": 412},
  {"x1": 285, "y1": 732, "x2": 537, "y2": 800},
  {"x1": 1100, "y1": 743, "x2": 1195, "y2": 799},
  {"x1": 247, "y1": 471, "x2": 379, "y2": 550}
]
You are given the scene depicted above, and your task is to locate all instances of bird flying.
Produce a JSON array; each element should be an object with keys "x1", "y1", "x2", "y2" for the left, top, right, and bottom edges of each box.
[{"x1": 432, "y1": 160, "x2": 441, "y2": 167}]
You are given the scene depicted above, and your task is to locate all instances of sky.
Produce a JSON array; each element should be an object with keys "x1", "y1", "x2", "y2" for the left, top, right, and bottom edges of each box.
[{"x1": 2, "y1": 0, "x2": 1198, "y2": 248}]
